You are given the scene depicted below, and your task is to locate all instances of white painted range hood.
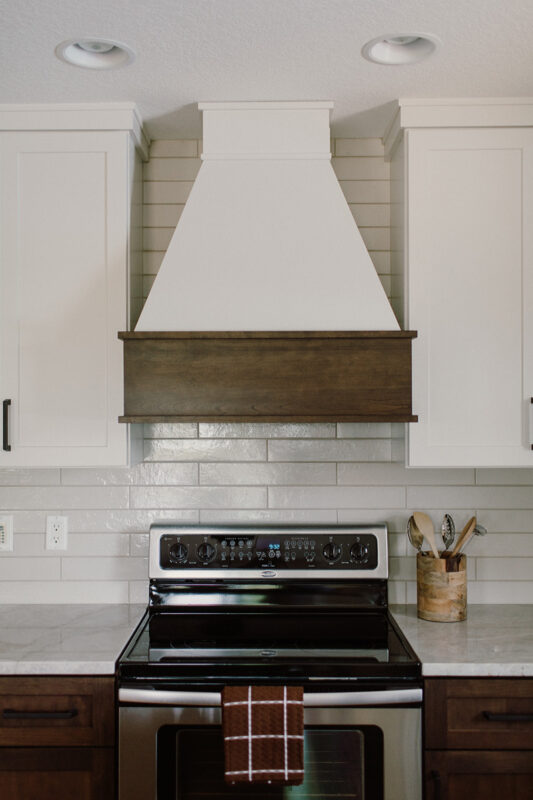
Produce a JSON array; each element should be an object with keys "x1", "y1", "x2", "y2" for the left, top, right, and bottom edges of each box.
[
  {"x1": 135, "y1": 101, "x2": 399, "y2": 332},
  {"x1": 119, "y1": 101, "x2": 416, "y2": 424}
]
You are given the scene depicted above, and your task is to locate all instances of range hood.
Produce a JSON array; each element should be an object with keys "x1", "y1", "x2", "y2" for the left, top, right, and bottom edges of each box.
[{"x1": 119, "y1": 102, "x2": 416, "y2": 423}]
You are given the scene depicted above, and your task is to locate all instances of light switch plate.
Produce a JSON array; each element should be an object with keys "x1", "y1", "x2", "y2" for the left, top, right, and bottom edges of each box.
[{"x1": 0, "y1": 516, "x2": 14, "y2": 551}]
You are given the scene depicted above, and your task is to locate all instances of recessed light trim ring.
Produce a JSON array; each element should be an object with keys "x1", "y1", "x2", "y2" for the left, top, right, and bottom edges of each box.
[
  {"x1": 362, "y1": 33, "x2": 440, "y2": 65},
  {"x1": 55, "y1": 38, "x2": 135, "y2": 70}
]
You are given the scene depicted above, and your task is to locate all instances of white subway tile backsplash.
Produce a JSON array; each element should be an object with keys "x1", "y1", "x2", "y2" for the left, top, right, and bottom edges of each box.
[
  {"x1": 62, "y1": 557, "x2": 148, "y2": 581},
  {"x1": 199, "y1": 423, "x2": 335, "y2": 439},
  {"x1": 66, "y1": 509, "x2": 199, "y2": 533},
  {"x1": 0, "y1": 469, "x2": 60, "y2": 486},
  {"x1": 129, "y1": 581, "x2": 149, "y2": 603},
  {"x1": 337, "y1": 423, "x2": 392, "y2": 439},
  {"x1": 144, "y1": 423, "x2": 198, "y2": 438},
  {"x1": 337, "y1": 510, "x2": 411, "y2": 534},
  {"x1": 476, "y1": 469, "x2": 533, "y2": 485},
  {"x1": 0, "y1": 558, "x2": 60, "y2": 580},
  {"x1": 131, "y1": 486, "x2": 267, "y2": 509},
  {"x1": 338, "y1": 463, "x2": 475, "y2": 486},
  {"x1": 61, "y1": 463, "x2": 198, "y2": 486},
  {"x1": 407, "y1": 486, "x2": 533, "y2": 510},
  {"x1": 0, "y1": 486, "x2": 129, "y2": 510},
  {"x1": 1, "y1": 138, "x2": 532, "y2": 604},
  {"x1": 144, "y1": 438, "x2": 267, "y2": 462},
  {"x1": 476, "y1": 557, "x2": 533, "y2": 581},
  {"x1": 467, "y1": 581, "x2": 533, "y2": 603},
  {"x1": 199, "y1": 509, "x2": 338, "y2": 524},
  {"x1": 268, "y1": 486, "x2": 405, "y2": 509},
  {"x1": 0, "y1": 581, "x2": 130, "y2": 604},
  {"x1": 199, "y1": 462, "x2": 336, "y2": 486},
  {"x1": 268, "y1": 439, "x2": 392, "y2": 462}
]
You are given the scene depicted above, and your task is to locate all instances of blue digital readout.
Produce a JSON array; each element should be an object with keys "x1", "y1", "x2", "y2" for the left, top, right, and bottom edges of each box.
[{"x1": 269, "y1": 543, "x2": 280, "y2": 550}]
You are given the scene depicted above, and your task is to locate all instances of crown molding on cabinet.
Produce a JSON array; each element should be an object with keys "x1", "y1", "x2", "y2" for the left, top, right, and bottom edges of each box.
[
  {"x1": 384, "y1": 97, "x2": 533, "y2": 160},
  {"x1": 0, "y1": 102, "x2": 149, "y2": 160}
]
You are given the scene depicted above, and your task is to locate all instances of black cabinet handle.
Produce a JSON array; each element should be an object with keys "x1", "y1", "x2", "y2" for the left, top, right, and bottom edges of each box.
[
  {"x1": 483, "y1": 711, "x2": 533, "y2": 722},
  {"x1": 430, "y1": 770, "x2": 441, "y2": 800},
  {"x1": 2, "y1": 708, "x2": 78, "y2": 720},
  {"x1": 2, "y1": 399, "x2": 10, "y2": 452}
]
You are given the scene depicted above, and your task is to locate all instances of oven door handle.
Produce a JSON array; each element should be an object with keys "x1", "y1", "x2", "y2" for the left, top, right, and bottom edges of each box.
[{"x1": 118, "y1": 687, "x2": 422, "y2": 707}]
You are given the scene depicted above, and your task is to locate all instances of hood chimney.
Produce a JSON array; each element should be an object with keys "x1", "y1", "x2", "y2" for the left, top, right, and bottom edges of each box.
[{"x1": 119, "y1": 102, "x2": 416, "y2": 425}]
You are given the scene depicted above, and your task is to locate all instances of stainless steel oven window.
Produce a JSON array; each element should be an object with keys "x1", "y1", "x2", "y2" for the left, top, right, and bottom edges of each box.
[{"x1": 119, "y1": 704, "x2": 421, "y2": 800}]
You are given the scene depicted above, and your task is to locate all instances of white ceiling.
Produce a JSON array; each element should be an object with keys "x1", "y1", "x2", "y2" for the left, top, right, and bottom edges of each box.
[{"x1": 2, "y1": 0, "x2": 533, "y2": 140}]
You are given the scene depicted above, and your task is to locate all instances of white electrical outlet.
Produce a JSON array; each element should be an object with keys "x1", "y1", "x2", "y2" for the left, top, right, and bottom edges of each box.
[
  {"x1": 46, "y1": 515, "x2": 68, "y2": 550},
  {"x1": 0, "y1": 516, "x2": 13, "y2": 552}
]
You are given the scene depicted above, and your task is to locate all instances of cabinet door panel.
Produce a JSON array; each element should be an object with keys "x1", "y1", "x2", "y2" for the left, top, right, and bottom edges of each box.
[
  {"x1": 0, "y1": 747, "x2": 114, "y2": 800},
  {"x1": 0, "y1": 131, "x2": 130, "y2": 466},
  {"x1": 426, "y1": 751, "x2": 533, "y2": 800},
  {"x1": 406, "y1": 127, "x2": 533, "y2": 466}
]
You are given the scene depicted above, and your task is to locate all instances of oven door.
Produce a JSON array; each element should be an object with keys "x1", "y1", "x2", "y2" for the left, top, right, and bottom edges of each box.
[{"x1": 119, "y1": 687, "x2": 422, "y2": 800}]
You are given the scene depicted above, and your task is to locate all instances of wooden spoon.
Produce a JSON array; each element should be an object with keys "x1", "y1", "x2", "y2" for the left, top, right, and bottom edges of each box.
[
  {"x1": 449, "y1": 516, "x2": 477, "y2": 558},
  {"x1": 412, "y1": 512, "x2": 440, "y2": 559}
]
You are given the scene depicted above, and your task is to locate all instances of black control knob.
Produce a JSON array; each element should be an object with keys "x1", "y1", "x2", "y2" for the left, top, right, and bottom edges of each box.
[
  {"x1": 322, "y1": 542, "x2": 341, "y2": 562},
  {"x1": 197, "y1": 542, "x2": 216, "y2": 563},
  {"x1": 350, "y1": 542, "x2": 369, "y2": 561},
  {"x1": 169, "y1": 542, "x2": 188, "y2": 563}
]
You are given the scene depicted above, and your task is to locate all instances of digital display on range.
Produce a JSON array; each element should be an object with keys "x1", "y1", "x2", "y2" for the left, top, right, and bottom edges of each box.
[{"x1": 256, "y1": 537, "x2": 280, "y2": 551}]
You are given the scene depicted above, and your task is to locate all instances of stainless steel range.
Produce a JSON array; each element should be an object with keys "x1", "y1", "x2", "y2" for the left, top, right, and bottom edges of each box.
[{"x1": 118, "y1": 524, "x2": 422, "y2": 800}]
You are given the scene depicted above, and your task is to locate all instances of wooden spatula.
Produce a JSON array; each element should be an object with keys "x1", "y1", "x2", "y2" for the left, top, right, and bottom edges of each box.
[{"x1": 449, "y1": 516, "x2": 477, "y2": 558}]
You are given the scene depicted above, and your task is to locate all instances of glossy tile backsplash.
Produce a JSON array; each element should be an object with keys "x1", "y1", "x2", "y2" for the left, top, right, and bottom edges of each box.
[{"x1": 0, "y1": 138, "x2": 531, "y2": 603}]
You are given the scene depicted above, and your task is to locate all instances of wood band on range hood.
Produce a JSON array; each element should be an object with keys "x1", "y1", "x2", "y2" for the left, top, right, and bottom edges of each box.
[{"x1": 117, "y1": 331, "x2": 418, "y2": 423}]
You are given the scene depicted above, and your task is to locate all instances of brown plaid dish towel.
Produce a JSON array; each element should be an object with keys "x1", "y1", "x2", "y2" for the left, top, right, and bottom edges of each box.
[{"x1": 222, "y1": 685, "x2": 304, "y2": 785}]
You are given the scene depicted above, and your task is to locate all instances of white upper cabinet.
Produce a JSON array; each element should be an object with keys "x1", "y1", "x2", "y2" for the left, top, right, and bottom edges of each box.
[
  {"x1": 0, "y1": 106, "x2": 147, "y2": 467},
  {"x1": 386, "y1": 100, "x2": 533, "y2": 467}
]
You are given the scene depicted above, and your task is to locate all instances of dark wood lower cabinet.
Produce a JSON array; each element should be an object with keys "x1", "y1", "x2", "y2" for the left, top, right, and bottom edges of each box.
[
  {"x1": 0, "y1": 747, "x2": 114, "y2": 800},
  {"x1": 425, "y1": 679, "x2": 533, "y2": 800},
  {"x1": 0, "y1": 677, "x2": 115, "y2": 800},
  {"x1": 425, "y1": 751, "x2": 533, "y2": 800}
]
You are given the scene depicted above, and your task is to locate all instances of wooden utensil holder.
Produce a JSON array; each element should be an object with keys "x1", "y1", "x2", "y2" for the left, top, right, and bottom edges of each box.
[{"x1": 416, "y1": 552, "x2": 467, "y2": 622}]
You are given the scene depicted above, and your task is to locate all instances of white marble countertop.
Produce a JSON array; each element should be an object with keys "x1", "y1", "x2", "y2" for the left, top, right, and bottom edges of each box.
[
  {"x1": 392, "y1": 604, "x2": 533, "y2": 677},
  {"x1": 1, "y1": 603, "x2": 532, "y2": 677},
  {"x1": 0, "y1": 605, "x2": 146, "y2": 675}
]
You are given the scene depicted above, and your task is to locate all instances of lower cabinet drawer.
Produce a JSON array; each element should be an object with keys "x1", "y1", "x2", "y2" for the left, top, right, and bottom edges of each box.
[
  {"x1": 0, "y1": 677, "x2": 115, "y2": 747},
  {"x1": 0, "y1": 747, "x2": 114, "y2": 800},
  {"x1": 425, "y1": 678, "x2": 533, "y2": 750},
  {"x1": 425, "y1": 750, "x2": 533, "y2": 800}
]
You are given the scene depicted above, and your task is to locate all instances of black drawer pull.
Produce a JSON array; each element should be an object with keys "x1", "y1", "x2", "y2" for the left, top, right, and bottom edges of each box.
[
  {"x1": 430, "y1": 770, "x2": 441, "y2": 800},
  {"x1": 483, "y1": 711, "x2": 533, "y2": 722},
  {"x1": 2, "y1": 399, "x2": 11, "y2": 452},
  {"x1": 3, "y1": 708, "x2": 78, "y2": 720}
]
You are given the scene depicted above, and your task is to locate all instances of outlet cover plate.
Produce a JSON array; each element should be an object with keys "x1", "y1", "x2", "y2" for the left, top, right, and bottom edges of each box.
[{"x1": 46, "y1": 515, "x2": 68, "y2": 550}]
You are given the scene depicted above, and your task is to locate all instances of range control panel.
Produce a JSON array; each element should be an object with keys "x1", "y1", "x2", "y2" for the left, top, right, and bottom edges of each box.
[{"x1": 157, "y1": 528, "x2": 380, "y2": 574}]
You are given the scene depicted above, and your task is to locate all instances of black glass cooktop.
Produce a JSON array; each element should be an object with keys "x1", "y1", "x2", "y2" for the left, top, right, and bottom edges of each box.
[{"x1": 118, "y1": 607, "x2": 420, "y2": 687}]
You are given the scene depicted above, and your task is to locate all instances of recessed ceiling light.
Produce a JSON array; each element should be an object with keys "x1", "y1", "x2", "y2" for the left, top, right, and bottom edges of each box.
[
  {"x1": 55, "y1": 39, "x2": 135, "y2": 70},
  {"x1": 362, "y1": 33, "x2": 440, "y2": 65}
]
